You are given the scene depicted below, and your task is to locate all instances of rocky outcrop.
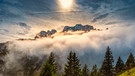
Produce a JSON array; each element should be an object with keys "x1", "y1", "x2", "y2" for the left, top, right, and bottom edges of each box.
[
  {"x1": 35, "y1": 24, "x2": 94, "y2": 39},
  {"x1": 63, "y1": 24, "x2": 94, "y2": 32},
  {"x1": 35, "y1": 29, "x2": 57, "y2": 39}
]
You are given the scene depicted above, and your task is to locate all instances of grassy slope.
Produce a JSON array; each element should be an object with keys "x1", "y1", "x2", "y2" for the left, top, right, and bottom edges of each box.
[{"x1": 119, "y1": 68, "x2": 135, "y2": 76}]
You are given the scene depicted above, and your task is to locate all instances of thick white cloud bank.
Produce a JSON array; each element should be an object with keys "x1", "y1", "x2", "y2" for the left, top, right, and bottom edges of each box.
[{"x1": 3, "y1": 23, "x2": 135, "y2": 70}]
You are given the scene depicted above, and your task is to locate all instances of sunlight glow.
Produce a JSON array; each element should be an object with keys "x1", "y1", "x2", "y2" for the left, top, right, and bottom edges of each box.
[{"x1": 59, "y1": 0, "x2": 73, "y2": 9}]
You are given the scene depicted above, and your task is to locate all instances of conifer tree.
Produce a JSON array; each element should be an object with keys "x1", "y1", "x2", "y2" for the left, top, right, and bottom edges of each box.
[
  {"x1": 125, "y1": 52, "x2": 135, "y2": 70},
  {"x1": 48, "y1": 52, "x2": 57, "y2": 73},
  {"x1": 72, "y1": 52, "x2": 81, "y2": 76},
  {"x1": 100, "y1": 46, "x2": 115, "y2": 76},
  {"x1": 90, "y1": 64, "x2": 98, "y2": 76},
  {"x1": 40, "y1": 61, "x2": 52, "y2": 76},
  {"x1": 64, "y1": 51, "x2": 73, "y2": 76},
  {"x1": 82, "y1": 64, "x2": 90, "y2": 76},
  {"x1": 40, "y1": 52, "x2": 57, "y2": 76},
  {"x1": 64, "y1": 51, "x2": 81, "y2": 76},
  {"x1": 115, "y1": 56, "x2": 124, "y2": 73}
]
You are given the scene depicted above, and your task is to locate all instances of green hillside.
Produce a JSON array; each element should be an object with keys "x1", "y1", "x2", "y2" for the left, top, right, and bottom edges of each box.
[{"x1": 119, "y1": 68, "x2": 135, "y2": 76}]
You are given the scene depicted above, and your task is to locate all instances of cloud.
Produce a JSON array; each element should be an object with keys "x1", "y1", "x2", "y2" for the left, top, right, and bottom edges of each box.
[
  {"x1": 18, "y1": 22, "x2": 31, "y2": 35},
  {"x1": 0, "y1": 0, "x2": 135, "y2": 42},
  {"x1": 105, "y1": 21, "x2": 120, "y2": 25},
  {"x1": 19, "y1": 22, "x2": 31, "y2": 29},
  {"x1": 91, "y1": 13, "x2": 109, "y2": 22},
  {"x1": 0, "y1": 29, "x2": 9, "y2": 33},
  {"x1": 0, "y1": 0, "x2": 135, "y2": 29},
  {"x1": 1, "y1": 23, "x2": 134, "y2": 73}
]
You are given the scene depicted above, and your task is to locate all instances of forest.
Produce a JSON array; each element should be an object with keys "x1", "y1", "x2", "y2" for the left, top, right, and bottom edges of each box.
[{"x1": 36, "y1": 46, "x2": 135, "y2": 76}]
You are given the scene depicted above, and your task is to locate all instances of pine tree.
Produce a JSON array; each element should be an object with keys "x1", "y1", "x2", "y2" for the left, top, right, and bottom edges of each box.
[
  {"x1": 100, "y1": 46, "x2": 115, "y2": 76},
  {"x1": 125, "y1": 52, "x2": 135, "y2": 70},
  {"x1": 72, "y1": 52, "x2": 81, "y2": 76},
  {"x1": 48, "y1": 52, "x2": 57, "y2": 73},
  {"x1": 64, "y1": 51, "x2": 73, "y2": 76},
  {"x1": 40, "y1": 61, "x2": 52, "y2": 76},
  {"x1": 82, "y1": 64, "x2": 90, "y2": 76},
  {"x1": 90, "y1": 64, "x2": 98, "y2": 76},
  {"x1": 64, "y1": 51, "x2": 81, "y2": 76},
  {"x1": 40, "y1": 52, "x2": 57, "y2": 76},
  {"x1": 115, "y1": 56, "x2": 124, "y2": 73}
]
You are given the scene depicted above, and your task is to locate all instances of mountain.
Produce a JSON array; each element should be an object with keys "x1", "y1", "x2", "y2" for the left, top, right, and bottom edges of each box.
[
  {"x1": 35, "y1": 29, "x2": 57, "y2": 39},
  {"x1": 63, "y1": 24, "x2": 94, "y2": 32},
  {"x1": 35, "y1": 24, "x2": 95, "y2": 39}
]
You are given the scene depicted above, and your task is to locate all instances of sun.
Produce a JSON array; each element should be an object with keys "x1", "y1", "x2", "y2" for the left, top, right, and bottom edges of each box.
[{"x1": 59, "y1": 0, "x2": 73, "y2": 9}]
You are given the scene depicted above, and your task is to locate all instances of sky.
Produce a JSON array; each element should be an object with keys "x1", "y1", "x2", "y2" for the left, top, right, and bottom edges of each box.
[
  {"x1": 0, "y1": 0, "x2": 135, "y2": 41},
  {"x1": 0, "y1": 0, "x2": 135, "y2": 70}
]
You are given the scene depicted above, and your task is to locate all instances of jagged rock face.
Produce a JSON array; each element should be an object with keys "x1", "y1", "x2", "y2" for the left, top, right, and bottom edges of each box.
[
  {"x1": 35, "y1": 29, "x2": 57, "y2": 38},
  {"x1": 63, "y1": 24, "x2": 94, "y2": 32},
  {"x1": 35, "y1": 24, "x2": 94, "y2": 39}
]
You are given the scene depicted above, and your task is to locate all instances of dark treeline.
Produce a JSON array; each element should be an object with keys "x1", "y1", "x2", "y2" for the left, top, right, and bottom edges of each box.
[{"x1": 38, "y1": 46, "x2": 135, "y2": 76}]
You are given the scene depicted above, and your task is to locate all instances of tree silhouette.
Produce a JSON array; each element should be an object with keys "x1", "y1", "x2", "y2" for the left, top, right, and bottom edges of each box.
[
  {"x1": 64, "y1": 51, "x2": 81, "y2": 76},
  {"x1": 40, "y1": 52, "x2": 57, "y2": 76},
  {"x1": 100, "y1": 46, "x2": 115, "y2": 76},
  {"x1": 115, "y1": 56, "x2": 124, "y2": 73},
  {"x1": 82, "y1": 64, "x2": 90, "y2": 76},
  {"x1": 90, "y1": 64, "x2": 98, "y2": 76},
  {"x1": 125, "y1": 52, "x2": 135, "y2": 70}
]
